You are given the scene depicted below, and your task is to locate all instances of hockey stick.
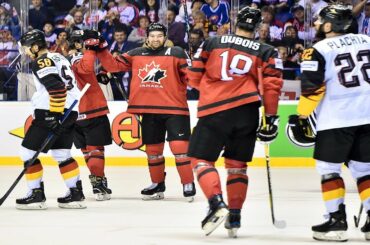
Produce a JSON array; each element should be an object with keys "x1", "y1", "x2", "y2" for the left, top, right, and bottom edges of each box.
[
  {"x1": 0, "y1": 84, "x2": 90, "y2": 206},
  {"x1": 257, "y1": 67, "x2": 287, "y2": 229},
  {"x1": 181, "y1": 0, "x2": 192, "y2": 55},
  {"x1": 107, "y1": 72, "x2": 142, "y2": 126},
  {"x1": 354, "y1": 203, "x2": 363, "y2": 228}
]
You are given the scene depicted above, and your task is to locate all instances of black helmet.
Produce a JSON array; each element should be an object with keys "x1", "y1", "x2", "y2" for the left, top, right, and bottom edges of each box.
[
  {"x1": 236, "y1": 7, "x2": 262, "y2": 32},
  {"x1": 70, "y1": 29, "x2": 84, "y2": 43},
  {"x1": 318, "y1": 4, "x2": 353, "y2": 33},
  {"x1": 146, "y1": 22, "x2": 167, "y2": 37},
  {"x1": 20, "y1": 29, "x2": 47, "y2": 49}
]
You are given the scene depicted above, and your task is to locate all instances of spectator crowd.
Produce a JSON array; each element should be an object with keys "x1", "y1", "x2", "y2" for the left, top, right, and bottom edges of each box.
[{"x1": 0, "y1": 0, "x2": 369, "y2": 100}]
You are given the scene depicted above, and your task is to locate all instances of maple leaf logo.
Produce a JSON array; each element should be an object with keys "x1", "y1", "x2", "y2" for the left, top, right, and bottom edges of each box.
[{"x1": 138, "y1": 61, "x2": 167, "y2": 84}]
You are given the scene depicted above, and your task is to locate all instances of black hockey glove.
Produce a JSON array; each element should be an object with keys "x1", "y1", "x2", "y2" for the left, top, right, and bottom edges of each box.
[
  {"x1": 82, "y1": 30, "x2": 100, "y2": 51},
  {"x1": 286, "y1": 115, "x2": 315, "y2": 146},
  {"x1": 96, "y1": 72, "x2": 111, "y2": 85},
  {"x1": 44, "y1": 111, "x2": 63, "y2": 136},
  {"x1": 257, "y1": 115, "x2": 279, "y2": 144}
]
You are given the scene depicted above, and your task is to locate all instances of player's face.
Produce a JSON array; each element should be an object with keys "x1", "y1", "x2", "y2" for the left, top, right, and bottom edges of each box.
[
  {"x1": 147, "y1": 31, "x2": 165, "y2": 49},
  {"x1": 75, "y1": 42, "x2": 83, "y2": 50}
]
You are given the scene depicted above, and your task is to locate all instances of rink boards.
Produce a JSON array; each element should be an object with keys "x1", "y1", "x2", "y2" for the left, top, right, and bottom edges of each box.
[{"x1": 0, "y1": 101, "x2": 315, "y2": 167}]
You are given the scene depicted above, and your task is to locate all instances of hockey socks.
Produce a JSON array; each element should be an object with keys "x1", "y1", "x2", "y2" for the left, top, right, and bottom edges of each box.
[
  {"x1": 146, "y1": 143, "x2": 165, "y2": 183},
  {"x1": 25, "y1": 158, "x2": 43, "y2": 190},
  {"x1": 58, "y1": 158, "x2": 80, "y2": 188},
  {"x1": 357, "y1": 175, "x2": 370, "y2": 211},
  {"x1": 169, "y1": 141, "x2": 194, "y2": 184},
  {"x1": 321, "y1": 174, "x2": 345, "y2": 213},
  {"x1": 192, "y1": 159, "x2": 221, "y2": 199},
  {"x1": 225, "y1": 159, "x2": 248, "y2": 210},
  {"x1": 82, "y1": 145, "x2": 105, "y2": 177}
]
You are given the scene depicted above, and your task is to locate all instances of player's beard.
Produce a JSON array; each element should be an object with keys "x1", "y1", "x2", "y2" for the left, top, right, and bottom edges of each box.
[{"x1": 315, "y1": 25, "x2": 326, "y2": 40}]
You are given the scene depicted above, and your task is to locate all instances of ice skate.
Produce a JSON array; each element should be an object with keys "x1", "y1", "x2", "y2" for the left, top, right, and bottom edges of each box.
[
  {"x1": 183, "y1": 182, "x2": 196, "y2": 202},
  {"x1": 141, "y1": 181, "x2": 165, "y2": 200},
  {"x1": 16, "y1": 182, "x2": 47, "y2": 210},
  {"x1": 225, "y1": 210, "x2": 241, "y2": 238},
  {"x1": 201, "y1": 194, "x2": 229, "y2": 236},
  {"x1": 89, "y1": 175, "x2": 112, "y2": 201},
  {"x1": 361, "y1": 210, "x2": 370, "y2": 240},
  {"x1": 312, "y1": 204, "x2": 348, "y2": 242},
  {"x1": 58, "y1": 180, "x2": 86, "y2": 209}
]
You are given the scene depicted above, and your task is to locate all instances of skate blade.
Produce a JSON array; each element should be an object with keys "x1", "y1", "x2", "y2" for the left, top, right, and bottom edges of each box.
[
  {"x1": 365, "y1": 232, "x2": 370, "y2": 241},
  {"x1": 203, "y1": 208, "x2": 229, "y2": 236},
  {"x1": 95, "y1": 193, "x2": 111, "y2": 201},
  {"x1": 16, "y1": 202, "x2": 47, "y2": 210},
  {"x1": 142, "y1": 192, "x2": 164, "y2": 201},
  {"x1": 186, "y1": 196, "x2": 194, "y2": 203},
  {"x1": 313, "y1": 231, "x2": 348, "y2": 242},
  {"x1": 227, "y1": 228, "x2": 238, "y2": 238},
  {"x1": 58, "y1": 201, "x2": 87, "y2": 209}
]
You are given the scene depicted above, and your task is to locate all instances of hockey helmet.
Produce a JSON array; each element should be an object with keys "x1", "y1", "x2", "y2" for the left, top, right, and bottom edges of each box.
[
  {"x1": 70, "y1": 30, "x2": 84, "y2": 43},
  {"x1": 285, "y1": 114, "x2": 317, "y2": 148},
  {"x1": 147, "y1": 22, "x2": 167, "y2": 37},
  {"x1": 236, "y1": 6, "x2": 262, "y2": 32},
  {"x1": 20, "y1": 29, "x2": 47, "y2": 48},
  {"x1": 317, "y1": 4, "x2": 352, "y2": 33}
]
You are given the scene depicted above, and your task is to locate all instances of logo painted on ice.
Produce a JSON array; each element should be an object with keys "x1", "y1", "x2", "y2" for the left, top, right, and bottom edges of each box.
[{"x1": 138, "y1": 61, "x2": 166, "y2": 88}]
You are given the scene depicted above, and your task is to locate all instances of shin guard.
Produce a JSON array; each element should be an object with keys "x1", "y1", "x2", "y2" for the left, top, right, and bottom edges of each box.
[
  {"x1": 84, "y1": 145, "x2": 105, "y2": 177},
  {"x1": 225, "y1": 159, "x2": 248, "y2": 210},
  {"x1": 169, "y1": 140, "x2": 194, "y2": 184},
  {"x1": 192, "y1": 158, "x2": 221, "y2": 199},
  {"x1": 146, "y1": 143, "x2": 165, "y2": 183}
]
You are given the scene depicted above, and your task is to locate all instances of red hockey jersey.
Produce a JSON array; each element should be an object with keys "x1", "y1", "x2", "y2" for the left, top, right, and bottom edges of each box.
[
  {"x1": 97, "y1": 47, "x2": 190, "y2": 115},
  {"x1": 70, "y1": 50, "x2": 109, "y2": 120},
  {"x1": 188, "y1": 34, "x2": 283, "y2": 117}
]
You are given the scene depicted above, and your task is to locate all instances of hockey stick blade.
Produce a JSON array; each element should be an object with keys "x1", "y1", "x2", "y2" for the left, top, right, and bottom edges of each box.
[
  {"x1": 0, "y1": 84, "x2": 90, "y2": 206},
  {"x1": 274, "y1": 219, "x2": 287, "y2": 229}
]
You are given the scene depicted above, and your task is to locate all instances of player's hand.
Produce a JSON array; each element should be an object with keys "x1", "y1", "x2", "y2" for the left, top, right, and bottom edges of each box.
[
  {"x1": 96, "y1": 72, "x2": 110, "y2": 84},
  {"x1": 257, "y1": 115, "x2": 279, "y2": 144},
  {"x1": 82, "y1": 30, "x2": 100, "y2": 50},
  {"x1": 45, "y1": 111, "x2": 63, "y2": 136}
]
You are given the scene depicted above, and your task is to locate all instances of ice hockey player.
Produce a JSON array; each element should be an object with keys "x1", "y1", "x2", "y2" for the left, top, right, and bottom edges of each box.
[
  {"x1": 94, "y1": 23, "x2": 196, "y2": 202},
  {"x1": 16, "y1": 29, "x2": 86, "y2": 209},
  {"x1": 68, "y1": 29, "x2": 112, "y2": 201},
  {"x1": 289, "y1": 3, "x2": 370, "y2": 242},
  {"x1": 187, "y1": 7, "x2": 283, "y2": 237}
]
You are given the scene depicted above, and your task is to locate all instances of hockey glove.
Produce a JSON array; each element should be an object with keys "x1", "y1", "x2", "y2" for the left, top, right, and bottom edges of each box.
[
  {"x1": 96, "y1": 72, "x2": 111, "y2": 85},
  {"x1": 286, "y1": 115, "x2": 315, "y2": 147},
  {"x1": 82, "y1": 30, "x2": 100, "y2": 51},
  {"x1": 257, "y1": 115, "x2": 279, "y2": 144},
  {"x1": 98, "y1": 35, "x2": 108, "y2": 50},
  {"x1": 44, "y1": 111, "x2": 63, "y2": 136}
]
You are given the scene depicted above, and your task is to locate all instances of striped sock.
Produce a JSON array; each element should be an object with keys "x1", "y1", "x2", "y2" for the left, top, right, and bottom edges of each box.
[
  {"x1": 227, "y1": 174, "x2": 248, "y2": 210},
  {"x1": 85, "y1": 145, "x2": 105, "y2": 177},
  {"x1": 175, "y1": 154, "x2": 194, "y2": 184},
  {"x1": 192, "y1": 159, "x2": 221, "y2": 199},
  {"x1": 321, "y1": 175, "x2": 345, "y2": 213},
  {"x1": 148, "y1": 156, "x2": 165, "y2": 183},
  {"x1": 25, "y1": 159, "x2": 43, "y2": 189},
  {"x1": 357, "y1": 175, "x2": 370, "y2": 211},
  {"x1": 58, "y1": 158, "x2": 80, "y2": 188}
]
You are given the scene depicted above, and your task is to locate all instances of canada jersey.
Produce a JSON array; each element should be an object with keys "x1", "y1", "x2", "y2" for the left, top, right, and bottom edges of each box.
[
  {"x1": 31, "y1": 52, "x2": 80, "y2": 112},
  {"x1": 300, "y1": 33, "x2": 370, "y2": 131},
  {"x1": 188, "y1": 34, "x2": 283, "y2": 117},
  {"x1": 70, "y1": 51, "x2": 109, "y2": 120},
  {"x1": 97, "y1": 47, "x2": 190, "y2": 115}
]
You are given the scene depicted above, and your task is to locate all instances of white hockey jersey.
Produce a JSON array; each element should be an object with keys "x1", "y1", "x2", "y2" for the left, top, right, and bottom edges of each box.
[
  {"x1": 300, "y1": 33, "x2": 370, "y2": 131},
  {"x1": 31, "y1": 52, "x2": 80, "y2": 112}
]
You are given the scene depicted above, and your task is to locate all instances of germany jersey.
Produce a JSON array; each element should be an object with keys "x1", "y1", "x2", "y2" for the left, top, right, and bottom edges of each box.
[
  {"x1": 97, "y1": 46, "x2": 190, "y2": 115},
  {"x1": 31, "y1": 52, "x2": 80, "y2": 113},
  {"x1": 298, "y1": 33, "x2": 370, "y2": 131},
  {"x1": 187, "y1": 34, "x2": 283, "y2": 117}
]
